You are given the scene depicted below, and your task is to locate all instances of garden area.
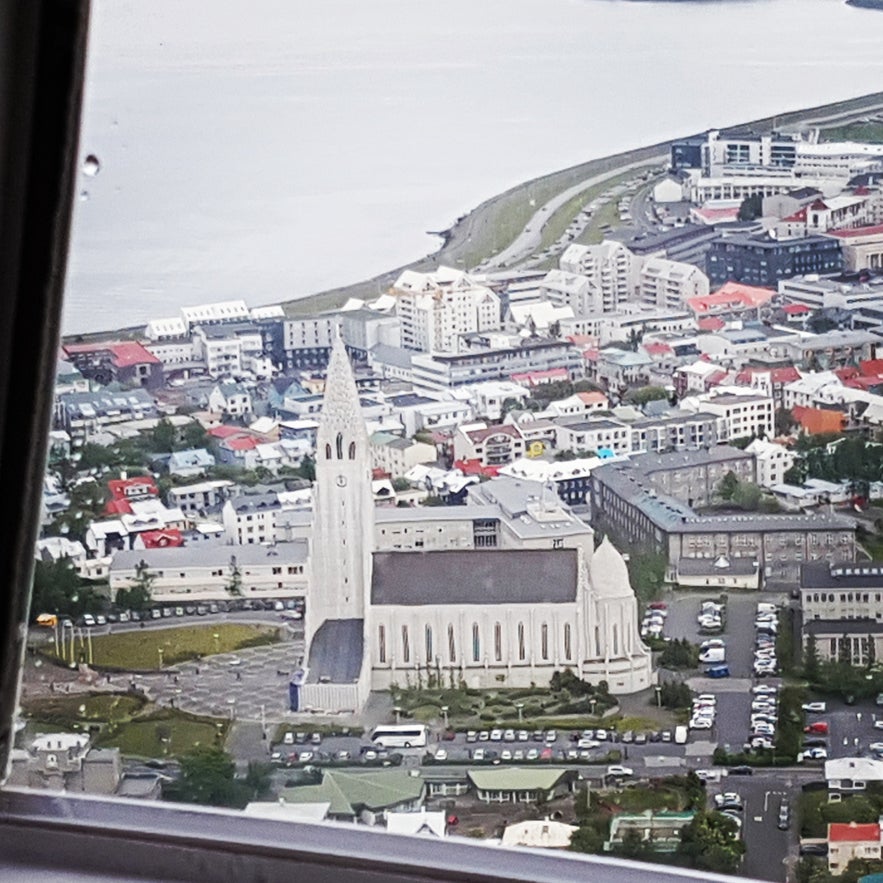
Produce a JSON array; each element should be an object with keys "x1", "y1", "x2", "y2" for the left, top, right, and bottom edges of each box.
[
  {"x1": 21, "y1": 691, "x2": 229, "y2": 759},
  {"x1": 390, "y1": 669, "x2": 622, "y2": 731},
  {"x1": 42, "y1": 623, "x2": 280, "y2": 671}
]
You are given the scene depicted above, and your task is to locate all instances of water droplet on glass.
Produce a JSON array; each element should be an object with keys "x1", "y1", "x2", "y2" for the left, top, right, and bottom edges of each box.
[
  {"x1": 79, "y1": 191, "x2": 89, "y2": 202},
  {"x1": 82, "y1": 155, "x2": 101, "y2": 177}
]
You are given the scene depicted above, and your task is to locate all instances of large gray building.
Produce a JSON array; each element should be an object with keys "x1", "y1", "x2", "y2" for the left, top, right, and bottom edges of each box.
[{"x1": 591, "y1": 447, "x2": 856, "y2": 585}]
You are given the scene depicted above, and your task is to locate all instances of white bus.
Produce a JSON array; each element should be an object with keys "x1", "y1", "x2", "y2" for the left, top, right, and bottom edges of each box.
[{"x1": 369, "y1": 723, "x2": 429, "y2": 749}]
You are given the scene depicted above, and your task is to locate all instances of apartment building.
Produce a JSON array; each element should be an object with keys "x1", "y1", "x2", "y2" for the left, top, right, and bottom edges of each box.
[
  {"x1": 638, "y1": 258, "x2": 709, "y2": 309},
  {"x1": 390, "y1": 267, "x2": 501, "y2": 354},
  {"x1": 559, "y1": 240, "x2": 639, "y2": 312}
]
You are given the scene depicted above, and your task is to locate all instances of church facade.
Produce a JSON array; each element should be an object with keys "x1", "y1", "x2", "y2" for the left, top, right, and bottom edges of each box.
[{"x1": 298, "y1": 336, "x2": 653, "y2": 713}]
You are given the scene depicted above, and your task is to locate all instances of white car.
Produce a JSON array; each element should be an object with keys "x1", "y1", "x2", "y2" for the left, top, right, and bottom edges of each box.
[
  {"x1": 753, "y1": 686, "x2": 777, "y2": 695},
  {"x1": 503, "y1": 729, "x2": 516, "y2": 742},
  {"x1": 748, "y1": 737, "x2": 774, "y2": 750},
  {"x1": 595, "y1": 729, "x2": 608, "y2": 741},
  {"x1": 690, "y1": 718, "x2": 713, "y2": 730},
  {"x1": 714, "y1": 792, "x2": 742, "y2": 808},
  {"x1": 577, "y1": 738, "x2": 600, "y2": 749},
  {"x1": 798, "y1": 748, "x2": 828, "y2": 762},
  {"x1": 700, "y1": 640, "x2": 725, "y2": 650},
  {"x1": 434, "y1": 749, "x2": 447, "y2": 761},
  {"x1": 802, "y1": 702, "x2": 826, "y2": 713},
  {"x1": 873, "y1": 720, "x2": 883, "y2": 731},
  {"x1": 499, "y1": 749, "x2": 512, "y2": 761},
  {"x1": 490, "y1": 729, "x2": 503, "y2": 741},
  {"x1": 607, "y1": 765, "x2": 634, "y2": 778}
]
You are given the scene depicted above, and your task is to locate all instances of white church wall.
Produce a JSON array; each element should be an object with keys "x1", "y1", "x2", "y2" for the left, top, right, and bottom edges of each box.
[{"x1": 375, "y1": 516, "x2": 477, "y2": 552}]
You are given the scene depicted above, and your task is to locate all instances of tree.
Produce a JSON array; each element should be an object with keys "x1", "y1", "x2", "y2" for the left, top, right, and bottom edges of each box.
[
  {"x1": 297, "y1": 454, "x2": 316, "y2": 483},
  {"x1": 392, "y1": 477, "x2": 411, "y2": 492},
  {"x1": 225, "y1": 557, "x2": 243, "y2": 597},
  {"x1": 775, "y1": 407, "x2": 797, "y2": 437},
  {"x1": 658, "y1": 679, "x2": 693, "y2": 708},
  {"x1": 716, "y1": 470, "x2": 739, "y2": 502},
  {"x1": 169, "y1": 746, "x2": 238, "y2": 807},
  {"x1": 181, "y1": 420, "x2": 210, "y2": 451},
  {"x1": 150, "y1": 417, "x2": 177, "y2": 453},
  {"x1": 659, "y1": 639, "x2": 700, "y2": 670},
  {"x1": 243, "y1": 760, "x2": 273, "y2": 800},
  {"x1": 676, "y1": 810, "x2": 745, "y2": 874},
  {"x1": 624, "y1": 386, "x2": 668, "y2": 407},
  {"x1": 626, "y1": 549, "x2": 668, "y2": 604},
  {"x1": 116, "y1": 559, "x2": 155, "y2": 611},
  {"x1": 803, "y1": 635, "x2": 821, "y2": 683},
  {"x1": 30, "y1": 558, "x2": 87, "y2": 620},
  {"x1": 614, "y1": 827, "x2": 646, "y2": 858},
  {"x1": 737, "y1": 193, "x2": 763, "y2": 222}
]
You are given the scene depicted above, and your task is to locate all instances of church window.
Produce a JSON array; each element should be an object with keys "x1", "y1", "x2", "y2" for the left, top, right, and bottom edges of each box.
[
  {"x1": 541, "y1": 623, "x2": 549, "y2": 660},
  {"x1": 325, "y1": 443, "x2": 332, "y2": 460},
  {"x1": 564, "y1": 624, "x2": 572, "y2": 660},
  {"x1": 336, "y1": 432, "x2": 344, "y2": 459},
  {"x1": 425, "y1": 625, "x2": 433, "y2": 662},
  {"x1": 594, "y1": 626, "x2": 601, "y2": 657},
  {"x1": 494, "y1": 623, "x2": 502, "y2": 661},
  {"x1": 613, "y1": 624, "x2": 619, "y2": 656},
  {"x1": 402, "y1": 625, "x2": 410, "y2": 663},
  {"x1": 348, "y1": 441, "x2": 356, "y2": 460},
  {"x1": 448, "y1": 624, "x2": 456, "y2": 663},
  {"x1": 517, "y1": 622, "x2": 526, "y2": 661},
  {"x1": 378, "y1": 625, "x2": 386, "y2": 664},
  {"x1": 472, "y1": 623, "x2": 480, "y2": 662}
]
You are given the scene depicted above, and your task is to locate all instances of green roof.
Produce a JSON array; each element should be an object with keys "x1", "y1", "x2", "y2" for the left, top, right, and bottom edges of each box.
[
  {"x1": 279, "y1": 769, "x2": 425, "y2": 816},
  {"x1": 467, "y1": 767, "x2": 567, "y2": 792}
]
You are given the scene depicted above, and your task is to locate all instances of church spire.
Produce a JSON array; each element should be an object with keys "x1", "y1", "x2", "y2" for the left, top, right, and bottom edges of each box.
[{"x1": 316, "y1": 332, "x2": 368, "y2": 459}]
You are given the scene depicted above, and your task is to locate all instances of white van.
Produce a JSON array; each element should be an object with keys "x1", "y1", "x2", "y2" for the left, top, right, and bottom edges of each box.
[
  {"x1": 674, "y1": 726, "x2": 689, "y2": 745},
  {"x1": 699, "y1": 647, "x2": 726, "y2": 664},
  {"x1": 756, "y1": 603, "x2": 778, "y2": 615}
]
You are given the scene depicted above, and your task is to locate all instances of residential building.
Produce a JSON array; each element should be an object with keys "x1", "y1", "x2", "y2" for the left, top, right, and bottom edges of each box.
[
  {"x1": 453, "y1": 423, "x2": 526, "y2": 467},
  {"x1": 825, "y1": 757, "x2": 883, "y2": 792},
  {"x1": 208, "y1": 382, "x2": 253, "y2": 419},
  {"x1": 167, "y1": 448, "x2": 216, "y2": 478},
  {"x1": 545, "y1": 391, "x2": 609, "y2": 417},
  {"x1": 679, "y1": 387, "x2": 775, "y2": 441},
  {"x1": 746, "y1": 438, "x2": 796, "y2": 488},
  {"x1": 463, "y1": 380, "x2": 530, "y2": 421},
  {"x1": 466, "y1": 768, "x2": 574, "y2": 804},
  {"x1": 281, "y1": 314, "x2": 338, "y2": 369},
  {"x1": 594, "y1": 348, "x2": 653, "y2": 390},
  {"x1": 370, "y1": 431, "x2": 436, "y2": 478},
  {"x1": 638, "y1": 258, "x2": 709, "y2": 309},
  {"x1": 780, "y1": 330, "x2": 878, "y2": 372},
  {"x1": 55, "y1": 389, "x2": 159, "y2": 445},
  {"x1": 167, "y1": 480, "x2": 234, "y2": 515},
  {"x1": 559, "y1": 240, "x2": 639, "y2": 312},
  {"x1": 62, "y1": 341, "x2": 164, "y2": 391},
  {"x1": 778, "y1": 271, "x2": 883, "y2": 311},
  {"x1": 828, "y1": 224, "x2": 883, "y2": 272},
  {"x1": 827, "y1": 822, "x2": 882, "y2": 876},
  {"x1": 707, "y1": 231, "x2": 843, "y2": 288},
  {"x1": 339, "y1": 309, "x2": 401, "y2": 359},
  {"x1": 554, "y1": 416, "x2": 631, "y2": 458},
  {"x1": 686, "y1": 281, "x2": 774, "y2": 322},
  {"x1": 389, "y1": 267, "x2": 501, "y2": 354},
  {"x1": 539, "y1": 269, "x2": 598, "y2": 315},
  {"x1": 7, "y1": 733, "x2": 121, "y2": 795},
  {"x1": 192, "y1": 322, "x2": 271, "y2": 379}
]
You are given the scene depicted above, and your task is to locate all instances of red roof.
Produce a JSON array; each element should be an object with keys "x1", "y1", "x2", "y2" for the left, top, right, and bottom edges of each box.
[
  {"x1": 225, "y1": 436, "x2": 258, "y2": 451},
  {"x1": 835, "y1": 367, "x2": 859, "y2": 381},
  {"x1": 698, "y1": 317, "x2": 725, "y2": 332},
  {"x1": 792, "y1": 405, "x2": 846, "y2": 435},
  {"x1": 63, "y1": 340, "x2": 160, "y2": 367},
  {"x1": 688, "y1": 282, "x2": 774, "y2": 315},
  {"x1": 828, "y1": 223, "x2": 883, "y2": 239},
  {"x1": 771, "y1": 366, "x2": 801, "y2": 385},
  {"x1": 208, "y1": 425, "x2": 247, "y2": 439},
  {"x1": 829, "y1": 822, "x2": 880, "y2": 843},
  {"x1": 510, "y1": 368, "x2": 569, "y2": 387},
  {"x1": 860, "y1": 359, "x2": 883, "y2": 377},
  {"x1": 139, "y1": 529, "x2": 184, "y2": 549},
  {"x1": 781, "y1": 207, "x2": 807, "y2": 223},
  {"x1": 577, "y1": 391, "x2": 608, "y2": 404},
  {"x1": 465, "y1": 424, "x2": 522, "y2": 444},
  {"x1": 455, "y1": 458, "x2": 500, "y2": 478},
  {"x1": 581, "y1": 348, "x2": 600, "y2": 362},
  {"x1": 782, "y1": 304, "x2": 810, "y2": 315},
  {"x1": 643, "y1": 342, "x2": 672, "y2": 357},
  {"x1": 103, "y1": 498, "x2": 133, "y2": 516}
]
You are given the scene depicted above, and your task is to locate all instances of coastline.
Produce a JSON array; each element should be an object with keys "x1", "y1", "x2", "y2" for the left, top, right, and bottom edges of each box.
[{"x1": 63, "y1": 89, "x2": 883, "y2": 344}]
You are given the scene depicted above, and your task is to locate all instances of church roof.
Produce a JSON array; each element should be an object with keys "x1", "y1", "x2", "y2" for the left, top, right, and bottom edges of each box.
[
  {"x1": 371, "y1": 549, "x2": 578, "y2": 606},
  {"x1": 589, "y1": 537, "x2": 634, "y2": 599},
  {"x1": 304, "y1": 619, "x2": 364, "y2": 684},
  {"x1": 317, "y1": 334, "x2": 368, "y2": 449}
]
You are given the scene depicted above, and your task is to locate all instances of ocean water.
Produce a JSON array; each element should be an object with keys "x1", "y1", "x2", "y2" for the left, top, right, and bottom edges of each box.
[{"x1": 62, "y1": 0, "x2": 883, "y2": 334}]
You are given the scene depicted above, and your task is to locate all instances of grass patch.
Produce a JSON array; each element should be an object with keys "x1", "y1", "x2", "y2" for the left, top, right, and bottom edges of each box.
[
  {"x1": 44, "y1": 623, "x2": 281, "y2": 671},
  {"x1": 94, "y1": 708, "x2": 228, "y2": 759},
  {"x1": 820, "y1": 120, "x2": 883, "y2": 143},
  {"x1": 612, "y1": 784, "x2": 691, "y2": 813},
  {"x1": 23, "y1": 692, "x2": 146, "y2": 726},
  {"x1": 576, "y1": 199, "x2": 621, "y2": 246}
]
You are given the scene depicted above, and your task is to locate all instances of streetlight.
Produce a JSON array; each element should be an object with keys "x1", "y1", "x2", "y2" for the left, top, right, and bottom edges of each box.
[
  {"x1": 516, "y1": 702, "x2": 524, "y2": 723},
  {"x1": 157, "y1": 647, "x2": 164, "y2": 670},
  {"x1": 654, "y1": 686, "x2": 662, "y2": 708},
  {"x1": 441, "y1": 705, "x2": 449, "y2": 729},
  {"x1": 589, "y1": 698, "x2": 598, "y2": 717},
  {"x1": 393, "y1": 706, "x2": 402, "y2": 724},
  {"x1": 213, "y1": 632, "x2": 220, "y2": 655}
]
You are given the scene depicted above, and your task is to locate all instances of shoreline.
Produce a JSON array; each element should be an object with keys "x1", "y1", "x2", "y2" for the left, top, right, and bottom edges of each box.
[{"x1": 63, "y1": 89, "x2": 883, "y2": 344}]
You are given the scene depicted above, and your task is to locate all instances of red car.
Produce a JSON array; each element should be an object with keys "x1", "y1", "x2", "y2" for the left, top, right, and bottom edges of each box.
[
  {"x1": 804, "y1": 722, "x2": 829, "y2": 735},
  {"x1": 649, "y1": 602, "x2": 668, "y2": 610}
]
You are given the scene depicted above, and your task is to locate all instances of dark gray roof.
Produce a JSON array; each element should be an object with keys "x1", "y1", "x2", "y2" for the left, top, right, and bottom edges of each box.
[
  {"x1": 801, "y1": 561, "x2": 883, "y2": 590},
  {"x1": 805, "y1": 619, "x2": 883, "y2": 637},
  {"x1": 371, "y1": 549, "x2": 578, "y2": 606},
  {"x1": 677, "y1": 557, "x2": 759, "y2": 576},
  {"x1": 305, "y1": 619, "x2": 364, "y2": 684}
]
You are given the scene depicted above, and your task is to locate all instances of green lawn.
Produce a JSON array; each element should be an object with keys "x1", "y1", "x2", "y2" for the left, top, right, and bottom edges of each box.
[
  {"x1": 576, "y1": 199, "x2": 622, "y2": 246},
  {"x1": 820, "y1": 120, "x2": 883, "y2": 143},
  {"x1": 94, "y1": 709, "x2": 228, "y2": 759},
  {"x1": 23, "y1": 693, "x2": 145, "y2": 725},
  {"x1": 611, "y1": 784, "x2": 691, "y2": 813},
  {"x1": 46, "y1": 623, "x2": 280, "y2": 670}
]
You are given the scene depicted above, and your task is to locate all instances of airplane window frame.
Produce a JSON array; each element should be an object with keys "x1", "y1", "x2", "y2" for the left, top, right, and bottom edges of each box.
[{"x1": 0, "y1": 3, "x2": 751, "y2": 881}]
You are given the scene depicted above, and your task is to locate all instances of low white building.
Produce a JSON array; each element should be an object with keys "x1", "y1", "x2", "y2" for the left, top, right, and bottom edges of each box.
[
  {"x1": 109, "y1": 540, "x2": 309, "y2": 603},
  {"x1": 746, "y1": 438, "x2": 796, "y2": 488},
  {"x1": 370, "y1": 431, "x2": 436, "y2": 478}
]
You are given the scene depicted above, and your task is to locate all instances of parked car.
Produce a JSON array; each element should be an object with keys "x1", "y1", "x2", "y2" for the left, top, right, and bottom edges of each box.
[
  {"x1": 607, "y1": 765, "x2": 634, "y2": 778},
  {"x1": 802, "y1": 702, "x2": 826, "y2": 713},
  {"x1": 728, "y1": 766, "x2": 753, "y2": 776},
  {"x1": 805, "y1": 722, "x2": 829, "y2": 735}
]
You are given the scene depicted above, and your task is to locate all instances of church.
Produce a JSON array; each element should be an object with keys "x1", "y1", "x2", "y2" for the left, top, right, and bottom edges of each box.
[{"x1": 295, "y1": 335, "x2": 654, "y2": 713}]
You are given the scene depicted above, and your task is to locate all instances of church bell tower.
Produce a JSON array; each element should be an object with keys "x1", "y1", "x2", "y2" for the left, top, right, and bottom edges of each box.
[{"x1": 307, "y1": 333, "x2": 374, "y2": 643}]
